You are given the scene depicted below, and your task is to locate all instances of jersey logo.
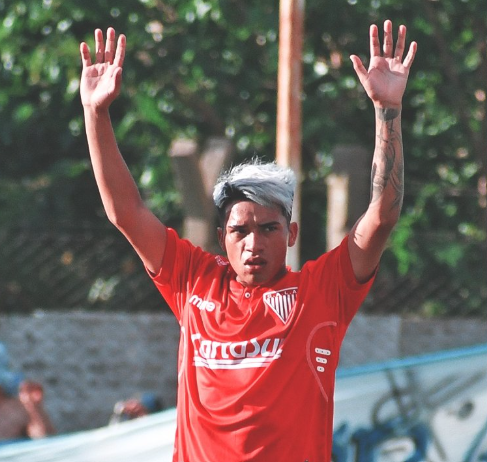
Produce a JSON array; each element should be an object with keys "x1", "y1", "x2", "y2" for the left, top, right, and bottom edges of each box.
[
  {"x1": 189, "y1": 294, "x2": 216, "y2": 312},
  {"x1": 191, "y1": 333, "x2": 283, "y2": 369},
  {"x1": 214, "y1": 255, "x2": 229, "y2": 266},
  {"x1": 263, "y1": 287, "x2": 298, "y2": 324}
]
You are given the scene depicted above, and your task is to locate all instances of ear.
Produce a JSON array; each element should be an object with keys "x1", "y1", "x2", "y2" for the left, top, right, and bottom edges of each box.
[
  {"x1": 217, "y1": 227, "x2": 225, "y2": 252},
  {"x1": 287, "y1": 222, "x2": 298, "y2": 247}
]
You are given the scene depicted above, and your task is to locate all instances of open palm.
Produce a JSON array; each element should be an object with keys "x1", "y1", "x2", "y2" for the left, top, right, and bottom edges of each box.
[
  {"x1": 351, "y1": 20, "x2": 417, "y2": 108},
  {"x1": 80, "y1": 28, "x2": 126, "y2": 110}
]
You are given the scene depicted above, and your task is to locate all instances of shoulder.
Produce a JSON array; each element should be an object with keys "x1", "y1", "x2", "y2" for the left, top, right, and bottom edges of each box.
[
  {"x1": 149, "y1": 228, "x2": 229, "y2": 284},
  {"x1": 301, "y1": 236, "x2": 348, "y2": 275},
  {"x1": 302, "y1": 235, "x2": 374, "y2": 291}
]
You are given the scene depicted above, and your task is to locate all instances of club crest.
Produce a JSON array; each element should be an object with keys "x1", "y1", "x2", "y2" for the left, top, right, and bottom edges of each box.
[{"x1": 263, "y1": 287, "x2": 298, "y2": 324}]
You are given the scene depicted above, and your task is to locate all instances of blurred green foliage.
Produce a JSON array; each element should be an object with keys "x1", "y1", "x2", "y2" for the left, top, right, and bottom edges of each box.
[{"x1": 0, "y1": 0, "x2": 485, "y2": 315}]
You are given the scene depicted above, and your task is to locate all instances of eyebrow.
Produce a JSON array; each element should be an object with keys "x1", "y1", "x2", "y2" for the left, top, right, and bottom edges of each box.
[
  {"x1": 227, "y1": 221, "x2": 282, "y2": 229},
  {"x1": 259, "y1": 221, "x2": 282, "y2": 228}
]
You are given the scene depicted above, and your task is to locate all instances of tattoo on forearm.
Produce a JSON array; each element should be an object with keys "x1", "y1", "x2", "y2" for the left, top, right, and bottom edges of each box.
[
  {"x1": 378, "y1": 107, "x2": 400, "y2": 122},
  {"x1": 370, "y1": 108, "x2": 404, "y2": 211}
]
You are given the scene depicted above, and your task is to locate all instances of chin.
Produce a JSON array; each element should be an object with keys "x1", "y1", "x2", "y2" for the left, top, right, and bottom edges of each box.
[
  {"x1": 248, "y1": 273, "x2": 273, "y2": 287},
  {"x1": 238, "y1": 274, "x2": 264, "y2": 287}
]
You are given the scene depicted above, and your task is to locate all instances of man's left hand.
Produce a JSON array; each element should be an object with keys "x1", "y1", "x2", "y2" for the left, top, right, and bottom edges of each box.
[{"x1": 350, "y1": 19, "x2": 417, "y2": 108}]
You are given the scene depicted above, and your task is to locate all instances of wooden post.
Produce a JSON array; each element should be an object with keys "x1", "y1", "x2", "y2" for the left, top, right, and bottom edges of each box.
[
  {"x1": 169, "y1": 138, "x2": 234, "y2": 253},
  {"x1": 276, "y1": 0, "x2": 305, "y2": 270},
  {"x1": 326, "y1": 145, "x2": 371, "y2": 250}
]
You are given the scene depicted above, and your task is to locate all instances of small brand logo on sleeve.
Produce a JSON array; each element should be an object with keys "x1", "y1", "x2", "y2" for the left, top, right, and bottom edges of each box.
[
  {"x1": 189, "y1": 295, "x2": 216, "y2": 312},
  {"x1": 215, "y1": 255, "x2": 229, "y2": 266}
]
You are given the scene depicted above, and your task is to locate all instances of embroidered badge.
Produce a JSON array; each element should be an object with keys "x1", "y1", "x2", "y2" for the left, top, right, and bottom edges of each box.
[
  {"x1": 214, "y1": 255, "x2": 229, "y2": 266},
  {"x1": 263, "y1": 287, "x2": 298, "y2": 323}
]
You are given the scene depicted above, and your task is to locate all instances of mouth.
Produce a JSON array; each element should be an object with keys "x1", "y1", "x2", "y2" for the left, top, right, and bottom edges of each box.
[{"x1": 244, "y1": 257, "x2": 267, "y2": 271}]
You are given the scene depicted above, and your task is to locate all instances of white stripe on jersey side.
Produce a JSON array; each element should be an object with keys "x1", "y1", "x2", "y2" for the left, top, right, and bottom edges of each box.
[{"x1": 194, "y1": 356, "x2": 280, "y2": 369}]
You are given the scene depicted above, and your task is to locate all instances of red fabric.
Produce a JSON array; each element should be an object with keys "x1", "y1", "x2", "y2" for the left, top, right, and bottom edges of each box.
[{"x1": 149, "y1": 228, "x2": 375, "y2": 462}]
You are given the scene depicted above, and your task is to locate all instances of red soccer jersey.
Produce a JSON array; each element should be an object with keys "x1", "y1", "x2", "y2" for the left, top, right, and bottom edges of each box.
[{"x1": 149, "y1": 228, "x2": 375, "y2": 462}]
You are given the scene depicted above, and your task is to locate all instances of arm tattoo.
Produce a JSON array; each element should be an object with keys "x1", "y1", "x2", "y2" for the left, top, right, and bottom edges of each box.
[
  {"x1": 378, "y1": 107, "x2": 400, "y2": 122},
  {"x1": 370, "y1": 108, "x2": 404, "y2": 212}
]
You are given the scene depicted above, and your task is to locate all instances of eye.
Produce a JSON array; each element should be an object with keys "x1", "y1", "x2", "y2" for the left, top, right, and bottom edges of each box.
[
  {"x1": 230, "y1": 226, "x2": 246, "y2": 235},
  {"x1": 264, "y1": 224, "x2": 278, "y2": 232}
]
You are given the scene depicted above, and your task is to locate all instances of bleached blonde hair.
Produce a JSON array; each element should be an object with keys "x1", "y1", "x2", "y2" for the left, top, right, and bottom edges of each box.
[{"x1": 213, "y1": 158, "x2": 296, "y2": 225}]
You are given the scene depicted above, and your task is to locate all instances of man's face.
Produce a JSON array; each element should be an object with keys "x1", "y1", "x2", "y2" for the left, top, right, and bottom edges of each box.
[{"x1": 218, "y1": 200, "x2": 298, "y2": 287}]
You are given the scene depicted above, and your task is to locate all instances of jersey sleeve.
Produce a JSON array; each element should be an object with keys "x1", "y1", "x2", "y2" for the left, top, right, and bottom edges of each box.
[
  {"x1": 304, "y1": 235, "x2": 376, "y2": 326},
  {"x1": 146, "y1": 228, "x2": 212, "y2": 321}
]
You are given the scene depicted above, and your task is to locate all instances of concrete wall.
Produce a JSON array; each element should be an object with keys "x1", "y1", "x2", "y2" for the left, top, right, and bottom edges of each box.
[
  {"x1": 1, "y1": 311, "x2": 485, "y2": 434},
  {"x1": 0, "y1": 312, "x2": 180, "y2": 434}
]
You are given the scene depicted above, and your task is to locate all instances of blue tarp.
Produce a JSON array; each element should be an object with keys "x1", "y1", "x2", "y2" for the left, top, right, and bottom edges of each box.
[
  {"x1": 0, "y1": 409, "x2": 177, "y2": 462},
  {"x1": 1, "y1": 344, "x2": 486, "y2": 462}
]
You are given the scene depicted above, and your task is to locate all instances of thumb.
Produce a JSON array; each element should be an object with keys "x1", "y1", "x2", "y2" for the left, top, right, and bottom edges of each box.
[
  {"x1": 350, "y1": 55, "x2": 367, "y2": 79},
  {"x1": 109, "y1": 67, "x2": 123, "y2": 97},
  {"x1": 114, "y1": 67, "x2": 123, "y2": 83}
]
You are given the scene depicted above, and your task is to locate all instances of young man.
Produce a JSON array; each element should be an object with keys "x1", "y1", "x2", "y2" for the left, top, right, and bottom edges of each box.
[{"x1": 80, "y1": 19, "x2": 416, "y2": 462}]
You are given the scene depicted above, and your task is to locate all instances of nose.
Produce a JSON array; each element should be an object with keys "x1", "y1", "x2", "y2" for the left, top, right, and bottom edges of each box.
[{"x1": 244, "y1": 231, "x2": 264, "y2": 253}]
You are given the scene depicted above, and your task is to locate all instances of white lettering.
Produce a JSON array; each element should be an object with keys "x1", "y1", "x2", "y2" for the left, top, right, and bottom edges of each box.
[
  {"x1": 210, "y1": 342, "x2": 219, "y2": 359},
  {"x1": 200, "y1": 340, "x2": 212, "y2": 358},
  {"x1": 190, "y1": 334, "x2": 283, "y2": 369},
  {"x1": 189, "y1": 295, "x2": 203, "y2": 307},
  {"x1": 229, "y1": 341, "x2": 247, "y2": 358},
  {"x1": 221, "y1": 343, "x2": 230, "y2": 359},
  {"x1": 189, "y1": 295, "x2": 216, "y2": 312},
  {"x1": 191, "y1": 333, "x2": 201, "y2": 357},
  {"x1": 261, "y1": 338, "x2": 282, "y2": 357},
  {"x1": 247, "y1": 338, "x2": 261, "y2": 357}
]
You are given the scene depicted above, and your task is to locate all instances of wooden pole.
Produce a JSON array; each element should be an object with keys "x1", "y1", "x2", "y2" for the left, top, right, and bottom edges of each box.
[
  {"x1": 326, "y1": 145, "x2": 371, "y2": 250},
  {"x1": 169, "y1": 138, "x2": 234, "y2": 254},
  {"x1": 276, "y1": 0, "x2": 304, "y2": 270}
]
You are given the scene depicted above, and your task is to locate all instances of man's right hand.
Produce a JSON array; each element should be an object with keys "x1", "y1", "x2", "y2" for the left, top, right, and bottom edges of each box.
[
  {"x1": 80, "y1": 28, "x2": 126, "y2": 110},
  {"x1": 79, "y1": 26, "x2": 167, "y2": 275}
]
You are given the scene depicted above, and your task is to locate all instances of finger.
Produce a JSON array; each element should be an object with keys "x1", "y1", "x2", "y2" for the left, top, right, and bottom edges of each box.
[
  {"x1": 108, "y1": 67, "x2": 123, "y2": 96},
  {"x1": 105, "y1": 27, "x2": 116, "y2": 64},
  {"x1": 350, "y1": 54, "x2": 368, "y2": 83},
  {"x1": 114, "y1": 67, "x2": 123, "y2": 89},
  {"x1": 369, "y1": 24, "x2": 380, "y2": 59},
  {"x1": 79, "y1": 42, "x2": 92, "y2": 68},
  {"x1": 113, "y1": 34, "x2": 126, "y2": 68},
  {"x1": 109, "y1": 66, "x2": 123, "y2": 83},
  {"x1": 403, "y1": 41, "x2": 417, "y2": 69},
  {"x1": 394, "y1": 25, "x2": 407, "y2": 61},
  {"x1": 94, "y1": 28, "x2": 105, "y2": 64},
  {"x1": 382, "y1": 20, "x2": 393, "y2": 58}
]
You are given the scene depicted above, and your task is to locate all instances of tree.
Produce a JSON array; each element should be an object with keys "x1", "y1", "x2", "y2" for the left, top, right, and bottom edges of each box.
[{"x1": 0, "y1": 0, "x2": 484, "y2": 315}]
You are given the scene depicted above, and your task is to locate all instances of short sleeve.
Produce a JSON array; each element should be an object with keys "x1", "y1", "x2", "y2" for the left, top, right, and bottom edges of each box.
[
  {"x1": 146, "y1": 228, "x2": 225, "y2": 321},
  {"x1": 146, "y1": 228, "x2": 196, "y2": 321},
  {"x1": 303, "y1": 235, "x2": 376, "y2": 326}
]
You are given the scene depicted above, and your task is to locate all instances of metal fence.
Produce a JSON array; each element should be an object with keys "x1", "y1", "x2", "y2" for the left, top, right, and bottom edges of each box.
[
  {"x1": 0, "y1": 227, "x2": 485, "y2": 317},
  {"x1": 0, "y1": 226, "x2": 163, "y2": 312}
]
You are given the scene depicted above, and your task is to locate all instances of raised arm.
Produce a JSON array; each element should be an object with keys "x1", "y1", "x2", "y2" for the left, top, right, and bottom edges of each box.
[
  {"x1": 18, "y1": 381, "x2": 56, "y2": 439},
  {"x1": 80, "y1": 28, "x2": 167, "y2": 274},
  {"x1": 348, "y1": 20, "x2": 417, "y2": 282}
]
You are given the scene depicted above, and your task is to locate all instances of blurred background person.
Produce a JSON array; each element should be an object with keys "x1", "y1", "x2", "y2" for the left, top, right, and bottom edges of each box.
[
  {"x1": 109, "y1": 391, "x2": 164, "y2": 425},
  {"x1": 0, "y1": 343, "x2": 55, "y2": 442}
]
